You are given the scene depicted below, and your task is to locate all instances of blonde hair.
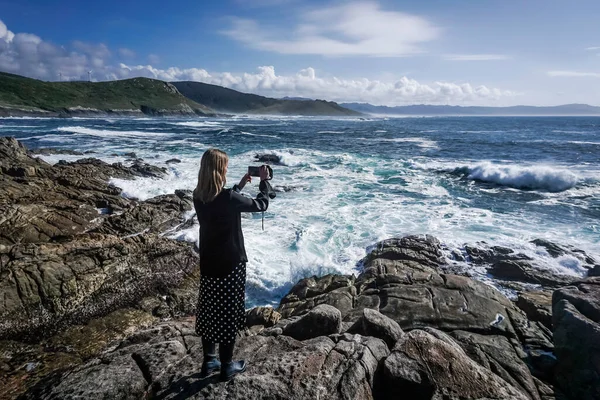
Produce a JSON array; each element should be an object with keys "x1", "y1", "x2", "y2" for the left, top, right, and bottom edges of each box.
[{"x1": 194, "y1": 148, "x2": 228, "y2": 203}]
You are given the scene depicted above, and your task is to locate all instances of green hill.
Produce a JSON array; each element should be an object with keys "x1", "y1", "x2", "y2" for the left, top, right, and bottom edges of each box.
[
  {"x1": 172, "y1": 81, "x2": 361, "y2": 116},
  {"x1": 0, "y1": 72, "x2": 214, "y2": 117}
]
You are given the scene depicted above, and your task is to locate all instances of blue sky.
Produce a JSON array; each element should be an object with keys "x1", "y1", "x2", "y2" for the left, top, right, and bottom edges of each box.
[{"x1": 1, "y1": 0, "x2": 599, "y2": 106}]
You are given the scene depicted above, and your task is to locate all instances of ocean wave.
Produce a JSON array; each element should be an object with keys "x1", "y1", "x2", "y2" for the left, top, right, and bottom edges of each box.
[
  {"x1": 567, "y1": 141, "x2": 600, "y2": 146},
  {"x1": 56, "y1": 126, "x2": 170, "y2": 138},
  {"x1": 171, "y1": 121, "x2": 222, "y2": 128},
  {"x1": 240, "y1": 131, "x2": 280, "y2": 139},
  {"x1": 450, "y1": 163, "x2": 579, "y2": 192},
  {"x1": 552, "y1": 130, "x2": 587, "y2": 134},
  {"x1": 358, "y1": 137, "x2": 439, "y2": 149},
  {"x1": 317, "y1": 131, "x2": 345, "y2": 134}
]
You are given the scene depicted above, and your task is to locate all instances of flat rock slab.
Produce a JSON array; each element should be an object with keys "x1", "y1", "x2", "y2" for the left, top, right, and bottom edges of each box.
[{"x1": 23, "y1": 320, "x2": 390, "y2": 400}]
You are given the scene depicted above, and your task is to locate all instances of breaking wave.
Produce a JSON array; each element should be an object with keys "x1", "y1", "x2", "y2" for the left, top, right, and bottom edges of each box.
[{"x1": 450, "y1": 163, "x2": 579, "y2": 192}]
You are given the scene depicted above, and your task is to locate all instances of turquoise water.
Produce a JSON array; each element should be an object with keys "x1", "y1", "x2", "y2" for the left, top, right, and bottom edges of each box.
[{"x1": 2, "y1": 116, "x2": 599, "y2": 306}]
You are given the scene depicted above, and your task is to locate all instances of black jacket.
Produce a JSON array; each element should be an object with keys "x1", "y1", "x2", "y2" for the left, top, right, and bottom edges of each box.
[{"x1": 194, "y1": 180, "x2": 274, "y2": 277}]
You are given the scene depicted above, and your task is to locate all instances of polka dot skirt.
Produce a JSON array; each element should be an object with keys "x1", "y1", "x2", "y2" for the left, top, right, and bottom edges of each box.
[{"x1": 195, "y1": 262, "x2": 246, "y2": 344}]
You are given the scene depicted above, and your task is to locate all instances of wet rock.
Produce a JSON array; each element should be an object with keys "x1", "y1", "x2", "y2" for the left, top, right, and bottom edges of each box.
[
  {"x1": 31, "y1": 148, "x2": 84, "y2": 156},
  {"x1": 166, "y1": 158, "x2": 181, "y2": 164},
  {"x1": 552, "y1": 277, "x2": 600, "y2": 400},
  {"x1": 381, "y1": 329, "x2": 530, "y2": 400},
  {"x1": 282, "y1": 304, "x2": 342, "y2": 340},
  {"x1": 532, "y1": 238, "x2": 597, "y2": 266},
  {"x1": 589, "y1": 264, "x2": 600, "y2": 277},
  {"x1": 464, "y1": 243, "x2": 529, "y2": 264},
  {"x1": 123, "y1": 152, "x2": 138, "y2": 158},
  {"x1": 489, "y1": 260, "x2": 575, "y2": 287},
  {"x1": 254, "y1": 153, "x2": 282, "y2": 165}
]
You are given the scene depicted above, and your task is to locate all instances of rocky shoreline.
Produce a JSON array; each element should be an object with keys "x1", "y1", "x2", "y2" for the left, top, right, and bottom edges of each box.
[{"x1": 1, "y1": 137, "x2": 599, "y2": 399}]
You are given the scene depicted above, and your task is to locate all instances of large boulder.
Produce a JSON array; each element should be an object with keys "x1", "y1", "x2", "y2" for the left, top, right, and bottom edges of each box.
[
  {"x1": 381, "y1": 329, "x2": 530, "y2": 400},
  {"x1": 553, "y1": 278, "x2": 600, "y2": 400},
  {"x1": 347, "y1": 307, "x2": 404, "y2": 349},
  {"x1": 282, "y1": 304, "x2": 342, "y2": 340}
]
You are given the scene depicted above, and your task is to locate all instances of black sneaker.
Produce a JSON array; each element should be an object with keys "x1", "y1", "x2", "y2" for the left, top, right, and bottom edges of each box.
[{"x1": 220, "y1": 360, "x2": 247, "y2": 382}]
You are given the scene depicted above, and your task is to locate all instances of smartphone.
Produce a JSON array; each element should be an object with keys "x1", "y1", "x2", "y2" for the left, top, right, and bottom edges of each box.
[
  {"x1": 248, "y1": 166, "x2": 261, "y2": 177},
  {"x1": 248, "y1": 165, "x2": 273, "y2": 179}
]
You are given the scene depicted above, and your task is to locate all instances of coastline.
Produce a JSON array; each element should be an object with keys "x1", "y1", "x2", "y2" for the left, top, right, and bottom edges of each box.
[{"x1": 0, "y1": 137, "x2": 599, "y2": 399}]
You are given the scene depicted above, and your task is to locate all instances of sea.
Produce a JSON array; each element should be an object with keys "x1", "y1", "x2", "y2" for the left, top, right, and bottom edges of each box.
[{"x1": 2, "y1": 116, "x2": 599, "y2": 306}]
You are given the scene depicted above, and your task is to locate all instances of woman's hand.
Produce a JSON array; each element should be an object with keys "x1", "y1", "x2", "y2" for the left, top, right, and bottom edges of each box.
[
  {"x1": 237, "y1": 173, "x2": 251, "y2": 190},
  {"x1": 259, "y1": 165, "x2": 270, "y2": 181}
]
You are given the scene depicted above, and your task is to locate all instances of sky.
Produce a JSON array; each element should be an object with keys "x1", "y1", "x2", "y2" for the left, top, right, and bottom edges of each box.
[{"x1": 1, "y1": 0, "x2": 599, "y2": 106}]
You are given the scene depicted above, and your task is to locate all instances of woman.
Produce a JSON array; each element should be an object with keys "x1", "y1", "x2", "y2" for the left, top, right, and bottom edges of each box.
[{"x1": 193, "y1": 148, "x2": 273, "y2": 381}]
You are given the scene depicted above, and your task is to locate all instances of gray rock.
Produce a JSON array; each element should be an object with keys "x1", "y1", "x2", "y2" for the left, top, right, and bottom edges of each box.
[
  {"x1": 347, "y1": 308, "x2": 403, "y2": 349},
  {"x1": 532, "y1": 238, "x2": 597, "y2": 266},
  {"x1": 23, "y1": 319, "x2": 390, "y2": 400},
  {"x1": 165, "y1": 158, "x2": 181, "y2": 164},
  {"x1": 450, "y1": 330, "x2": 541, "y2": 400},
  {"x1": 552, "y1": 278, "x2": 600, "y2": 400},
  {"x1": 246, "y1": 306, "x2": 281, "y2": 328},
  {"x1": 32, "y1": 148, "x2": 85, "y2": 156},
  {"x1": 0, "y1": 233, "x2": 198, "y2": 340},
  {"x1": 282, "y1": 304, "x2": 342, "y2": 340},
  {"x1": 516, "y1": 291, "x2": 553, "y2": 330},
  {"x1": 254, "y1": 153, "x2": 282, "y2": 165},
  {"x1": 381, "y1": 329, "x2": 530, "y2": 399},
  {"x1": 489, "y1": 260, "x2": 575, "y2": 287}
]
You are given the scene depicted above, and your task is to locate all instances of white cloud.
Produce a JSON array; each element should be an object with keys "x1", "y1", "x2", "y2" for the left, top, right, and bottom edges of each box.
[
  {"x1": 221, "y1": 1, "x2": 439, "y2": 57},
  {"x1": 117, "y1": 64, "x2": 516, "y2": 105},
  {"x1": 0, "y1": 19, "x2": 515, "y2": 105},
  {"x1": 585, "y1": 47, "x2": 600, "y2": 51},
  {"x1": 548, "y1": 70, "x2": 600, "y2": 78},
  {"x1": 444, "y1": 54, "x2": 510, "y2": 61}
]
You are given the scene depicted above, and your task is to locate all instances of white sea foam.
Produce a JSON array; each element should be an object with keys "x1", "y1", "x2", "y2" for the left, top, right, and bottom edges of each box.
[
  {"x1": 171, "y1": 121, "x2": 222, "y2": 128},
  {"x1": 552, "y1": 130, "x2": 587, "y2": 134},
  {"x1": 568, "y1": 141, "x2": 600, "y2": 146},
  {"x1": 317, "y1": 131, "x2": 345, "y2": 134},
  {"x1": 56, "y1": 126, "x2": 170, "y2": 138},
  {"x1": 240, "y1": 131, "x2": 280, "y2": 139},
  {"x1": 455, "y1": 163, "x2": 579, "y2": 192},
  {"x1": 358, "y1": 137, "x2": 439, "y2": 149}
]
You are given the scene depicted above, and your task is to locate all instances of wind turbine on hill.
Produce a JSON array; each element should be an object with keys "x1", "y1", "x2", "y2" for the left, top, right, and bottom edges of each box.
[{"x1": 88, "y1": 70, "x2": 92, "y2": 82}]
